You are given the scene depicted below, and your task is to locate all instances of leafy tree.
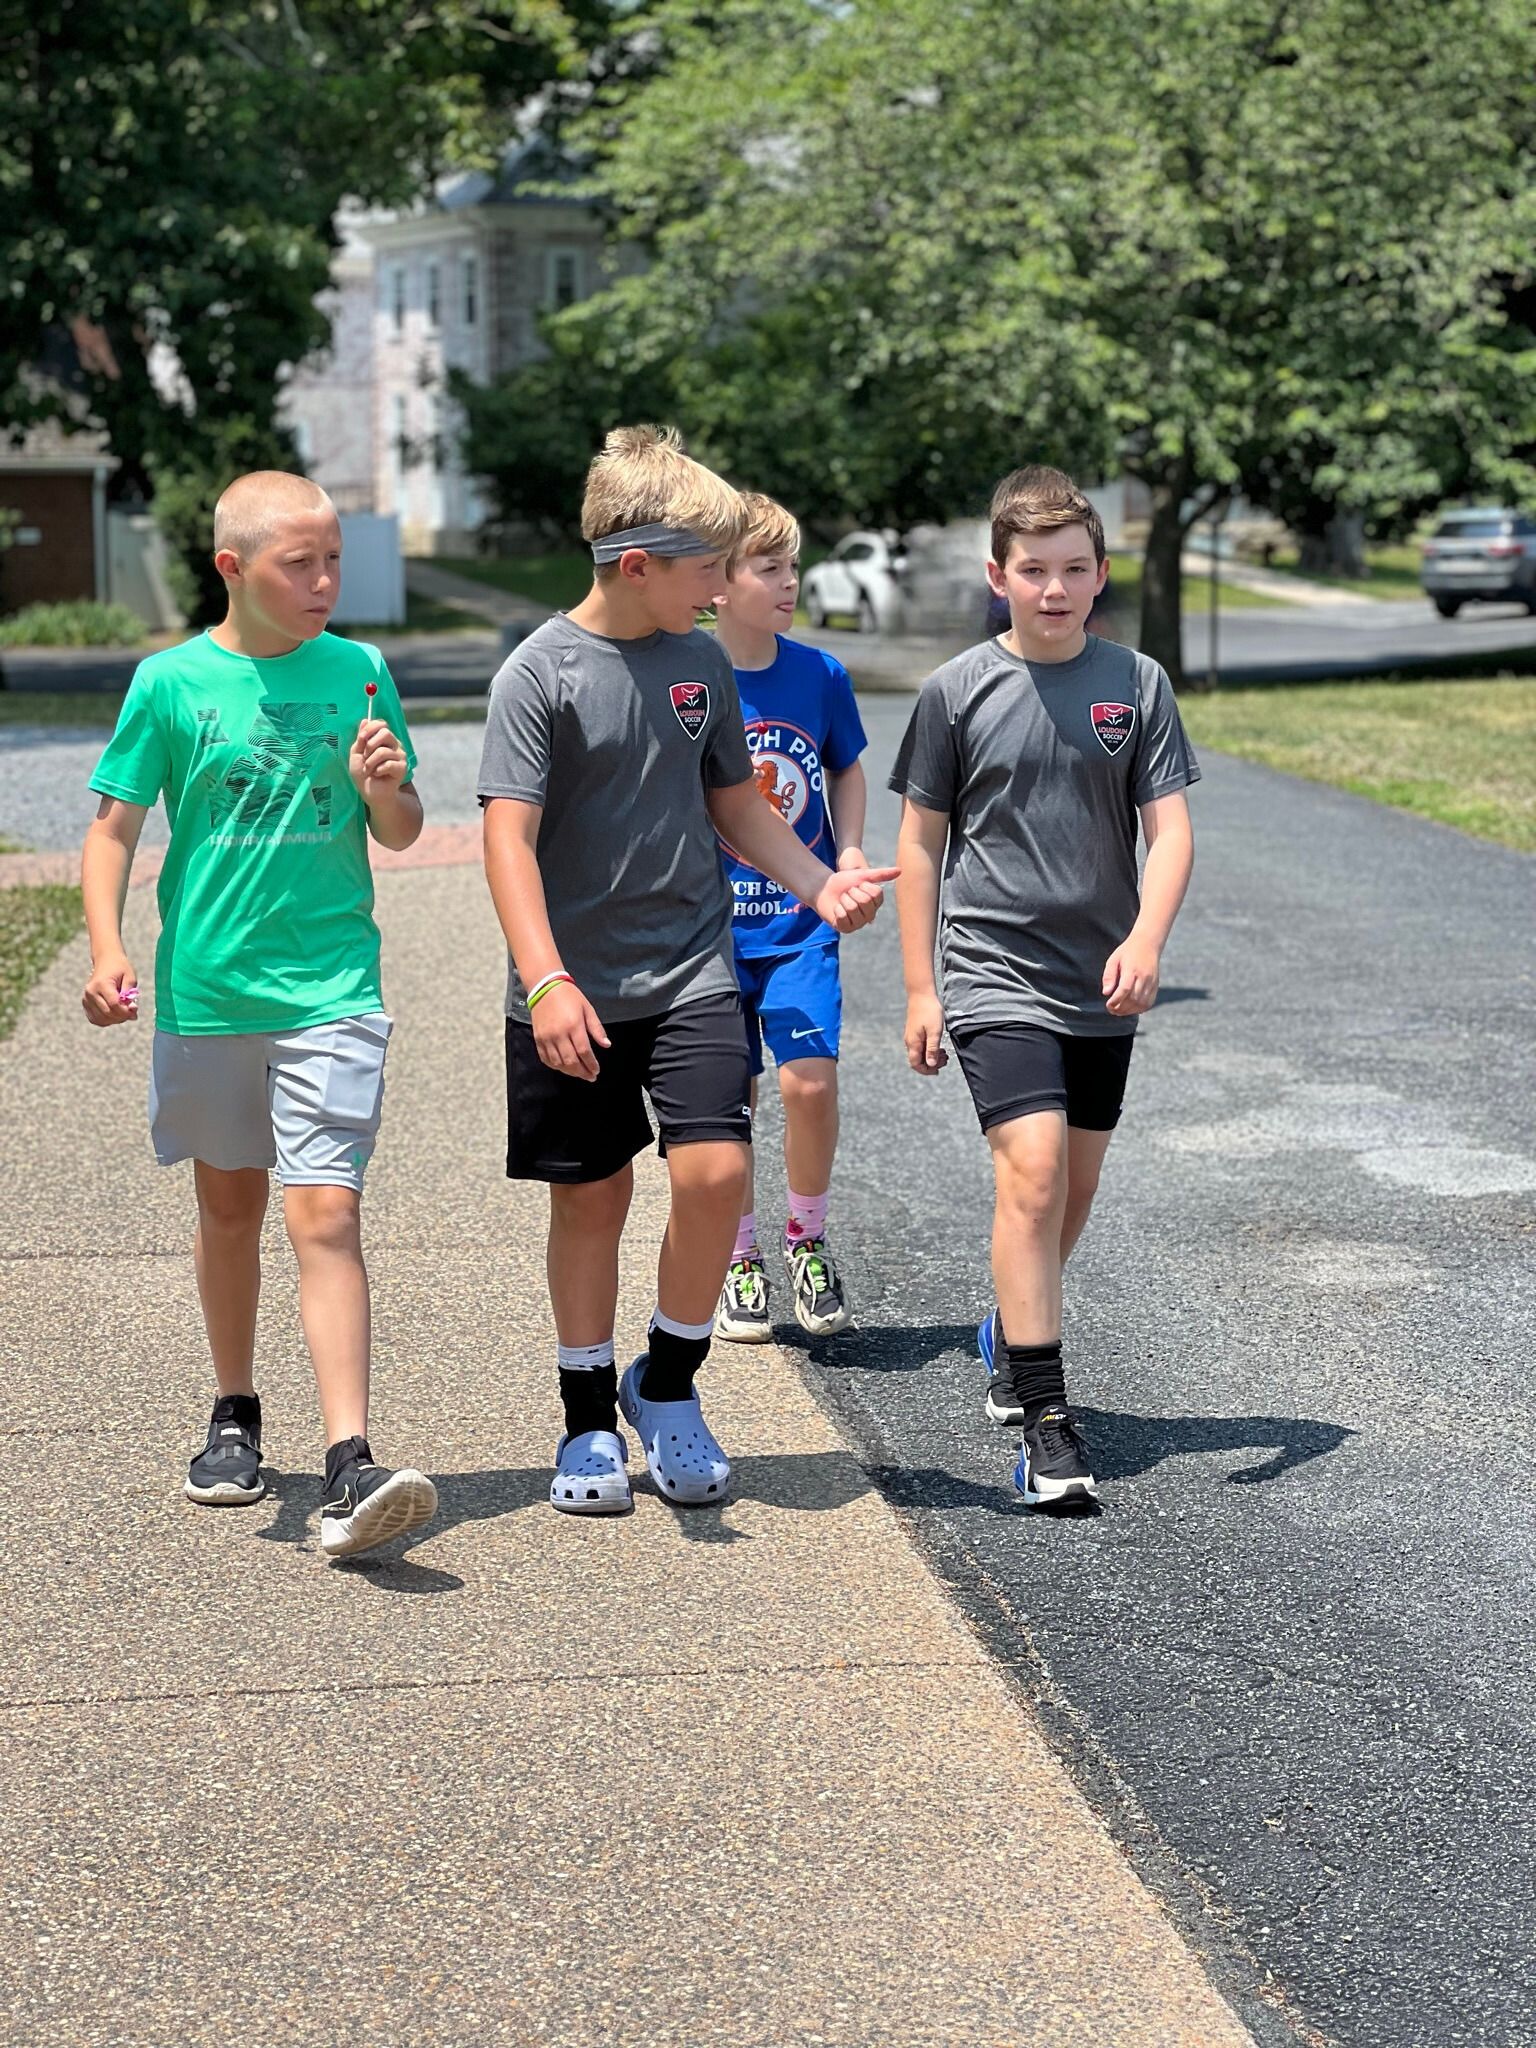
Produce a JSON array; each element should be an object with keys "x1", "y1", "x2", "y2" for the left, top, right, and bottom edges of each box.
[
  {"x1": 1, "y1": 0, "x2": 595, "y2": 490},
  {"x1": 553, "y1": 0, "x2": 1536, "y2": 685}
]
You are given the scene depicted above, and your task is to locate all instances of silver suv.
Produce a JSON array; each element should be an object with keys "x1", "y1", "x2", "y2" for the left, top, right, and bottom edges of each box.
[{"x1": 1420, "y1": 507, "x2": 1536, "y2": 617}]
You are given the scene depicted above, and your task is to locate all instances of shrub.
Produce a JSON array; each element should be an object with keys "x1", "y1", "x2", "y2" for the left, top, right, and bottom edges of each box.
[{"x1": 0, "y1": 601, "x2": 147, "y2": 648}]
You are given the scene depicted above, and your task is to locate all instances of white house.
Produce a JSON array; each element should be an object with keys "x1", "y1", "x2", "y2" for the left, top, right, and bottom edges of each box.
[{"x1": 283, "y1": 143, "x2": 622, "y2": 556}]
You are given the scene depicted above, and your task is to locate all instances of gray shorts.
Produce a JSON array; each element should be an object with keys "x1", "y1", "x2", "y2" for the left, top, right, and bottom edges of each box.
[{"x1": 149, "y1": 1013, "x2": 393, "y2": 1189}]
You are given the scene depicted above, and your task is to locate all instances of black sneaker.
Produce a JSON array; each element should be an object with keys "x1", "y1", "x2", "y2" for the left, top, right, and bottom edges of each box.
[
  {"x1": 1013, "y1": 1405, "x2": 1099, "y2": 1508},
  {"x1": 184, "y1": 1393, "x2": 265, "y2": 1505},
  {"x1": 783, "y1": 1236, "x2": 854, "y2": 1337},
  {"x1": 319, "y1": 1435, "x2": 437, "y2": 1560}
]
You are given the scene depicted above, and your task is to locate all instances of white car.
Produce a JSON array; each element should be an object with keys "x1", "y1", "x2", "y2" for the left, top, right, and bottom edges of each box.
[{"x1": 801, "y1": 531, "x2": 907, "y2": 633}]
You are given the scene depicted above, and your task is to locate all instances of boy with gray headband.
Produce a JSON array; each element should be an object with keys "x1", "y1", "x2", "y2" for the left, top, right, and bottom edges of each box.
[{"x1": 478, "y1": 426, "x2": 896, "y2": 1517}]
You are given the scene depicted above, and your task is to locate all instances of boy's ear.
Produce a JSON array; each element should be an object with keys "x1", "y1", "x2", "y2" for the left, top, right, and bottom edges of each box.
[
  {"x1": 213, "y1": 547, "x2": 243, "y2": 586},
  {"x1": 984, "y1": 556, "x2": 1009, "y2": 599}
]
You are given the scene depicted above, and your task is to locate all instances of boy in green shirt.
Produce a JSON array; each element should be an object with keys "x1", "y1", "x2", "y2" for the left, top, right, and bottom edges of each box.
[{"x1": 81, "y1": 470, "x2": 438, "y2": 1561}]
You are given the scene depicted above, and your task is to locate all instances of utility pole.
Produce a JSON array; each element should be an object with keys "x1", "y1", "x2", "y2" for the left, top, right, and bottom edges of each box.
[{"x1": 1205, "y1": 504, "x2": 1225, "y2": 693}]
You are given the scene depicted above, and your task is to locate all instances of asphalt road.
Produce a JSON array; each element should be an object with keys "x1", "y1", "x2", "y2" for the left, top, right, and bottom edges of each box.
[
  {"x1": 4, "y1": 589, "x2": 1535, "y2": 698},
  {"x1": 760, "y1": 696, "x2": 1535, "y2": 2048}
]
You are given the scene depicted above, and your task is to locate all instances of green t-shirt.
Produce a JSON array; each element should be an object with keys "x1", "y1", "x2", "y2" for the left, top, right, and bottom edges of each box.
[{"x1": 90, "y1": 630, "x2": 418, "y2": 1036}]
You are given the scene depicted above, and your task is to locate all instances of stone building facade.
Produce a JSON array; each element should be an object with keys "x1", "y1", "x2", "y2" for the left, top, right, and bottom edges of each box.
[{"x1": 282, "y1": 146, "x2": 623, "y2": 556}]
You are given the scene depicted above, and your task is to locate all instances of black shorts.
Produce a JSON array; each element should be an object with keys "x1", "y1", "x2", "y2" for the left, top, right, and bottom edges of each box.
[
  {"x1": 951, "y1": 1023, "x2": 1135, "y2": 1134},
  {"x1": 505, "y1": 989, "x2": 752, "y2": 1184}
]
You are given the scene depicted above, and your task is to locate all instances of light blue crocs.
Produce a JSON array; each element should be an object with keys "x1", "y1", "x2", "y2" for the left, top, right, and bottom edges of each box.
[
  {"x1": 618, "y1": 1357, "x2": 731, "y2": 1506},
  {"x1": 550, "y1": 1429, "x2": 632, "y2": 1516}
]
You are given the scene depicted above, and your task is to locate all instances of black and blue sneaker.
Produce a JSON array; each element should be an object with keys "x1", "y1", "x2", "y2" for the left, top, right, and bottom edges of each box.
[
  {"x1": 1013, "y1": 1405, "x2": 1099, "y2": 1508},
  {"x1": 978, "y1": 1310, "x2": 1025, "y2": 1426},
  {"x1": 184, "y1": 1393, "x2": 265, "y2": 1505},
  {"x1": 319, "y1": 1435, "x2": 437, "y2": 1560}
]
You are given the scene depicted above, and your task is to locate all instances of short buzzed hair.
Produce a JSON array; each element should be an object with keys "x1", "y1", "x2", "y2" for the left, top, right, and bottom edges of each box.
[
  {"x1": 581, "y1": 425, "x2": 745, "y2": 559},
  {"x1": 989, "y1": 465, "x2": 1106, "y2": 568},
  {"x1": 213, "y1": 471, "x2": 336, "y2": 561},
  {"x1": 731, "y1": 491, "x2": 801, "y2": 569}
]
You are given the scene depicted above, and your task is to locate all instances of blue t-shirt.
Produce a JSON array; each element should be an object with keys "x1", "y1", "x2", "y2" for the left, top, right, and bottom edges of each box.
[{"x1": 718, "y1": 635, "x2": 868, "y2": 956}]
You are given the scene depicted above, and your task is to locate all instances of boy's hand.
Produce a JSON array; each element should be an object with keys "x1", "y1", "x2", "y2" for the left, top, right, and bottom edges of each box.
[
  {"x1": 835, "y1": 844, "x2": 869, "y2": 872},
  {"x1": 814, "y1": 864, "x2": 899, "y2": 934},
  {"x1": 1102, "y1": 933, "x2": 1161, "y2": 1016},
  {"x1": 349, "y1": 718, "x2": 408, "y2": 803},
  {"x1": 83, "y1": 952, "x2": 140, "y2": 1027},
  {"x1": 532, "y1": 980, "x2": 611, "y2": 1082},
  {"x1": 904, "y1": 993, "x2": 948, "y2": 1073}
]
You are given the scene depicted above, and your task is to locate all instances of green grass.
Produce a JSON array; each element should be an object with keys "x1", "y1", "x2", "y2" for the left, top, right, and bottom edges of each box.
[
  {"x1": 0, "y1": 884, "x2": 82, "y2": 1040},
  {"x1": 0, "y1": 690, "x2": 127, "y2": 728},
  {"x1": 1261, "y1": 541, "x2": 1425, "y2": 602},
  {"x1": 336, "y1": 591, "x2": 489, "y2": 637},
  {"x1": 1180, "y1": 672, "x2": 1536, "y2": 851},
  {"x1": 1102, "y1": 558, "x2": 1289, "y2": 616},
  {"x1": 431, "y1": 552, "x2": 594, "y2": 613}
]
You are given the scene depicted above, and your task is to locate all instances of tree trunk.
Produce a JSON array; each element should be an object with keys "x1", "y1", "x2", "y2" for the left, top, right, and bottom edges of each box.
[{"x1": 1139, "y1": 470, "x2": 1189, "y2": 691}]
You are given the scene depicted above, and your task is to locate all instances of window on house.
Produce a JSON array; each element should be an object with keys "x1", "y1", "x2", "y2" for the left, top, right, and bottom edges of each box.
[
  {"x1": 393, "y1": 396, "x2": 410, "y2": 469},
  {"x1": 389, "y1": 265, "x2": 406, "y2": 335},
  {"x1": 546, "y1": 247, "x2": 581, "y2": 310},
  {"x1": 462, "y1": 254, "x2": 479, "y2": 327},
  {"x1": 426, "y1": 261, "x2": 441, "y2": 330}
]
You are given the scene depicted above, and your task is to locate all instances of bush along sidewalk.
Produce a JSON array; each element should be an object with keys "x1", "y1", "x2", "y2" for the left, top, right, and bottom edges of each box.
[{"x1": 0, "y1": 602, "x2": 147, "y2": 649}]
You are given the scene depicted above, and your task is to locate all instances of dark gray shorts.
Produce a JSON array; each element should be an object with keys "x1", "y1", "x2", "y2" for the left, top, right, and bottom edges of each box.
[{"x1": 149, "y1": 1013, "x2": 392, "y2": 1187}]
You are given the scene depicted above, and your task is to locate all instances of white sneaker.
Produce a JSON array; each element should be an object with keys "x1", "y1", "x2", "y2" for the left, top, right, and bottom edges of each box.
[{"x1": 715, "y1": 1255, "x2": 772, "y2": 1342}]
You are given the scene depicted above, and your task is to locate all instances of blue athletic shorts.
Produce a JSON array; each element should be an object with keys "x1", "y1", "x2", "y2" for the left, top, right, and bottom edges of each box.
[{"x1": 734, "y1": 943, "x2": 843, "y2": 1076}]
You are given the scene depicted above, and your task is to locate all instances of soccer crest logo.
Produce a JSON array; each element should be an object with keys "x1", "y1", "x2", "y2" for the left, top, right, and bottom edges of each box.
[
  {"x1": 1090, "y1": 702, "x2": 1136, "y2": 757},
  {"x1": 670, "y1": 681, "x2": 710, "y2": 739}
]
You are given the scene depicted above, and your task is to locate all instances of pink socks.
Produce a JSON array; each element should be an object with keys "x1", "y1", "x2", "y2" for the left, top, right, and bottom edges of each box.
[
  {"x1": 785, "y1": 1189, "x2": 829, "y2": 1246},
  {"x1": 733, "y1": 1211, "x2": 759, "y2": 1261}
]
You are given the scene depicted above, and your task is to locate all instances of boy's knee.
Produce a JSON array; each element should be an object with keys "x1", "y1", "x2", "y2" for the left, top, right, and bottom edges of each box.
[
  {"x1": 551, "y1": 1172, "x2": 631, "y2": 1235},
  {"x1": 672, "y1": 1142, "x2": 749, "y2": 1205},
  {"x1": 284, "y1": 1183, "x2": 362, "y2": 1254},
  {"x1": 779, "y1": 1061, "x2": 837, "y2": 1114},
  {"x1": 993, "y1": 1153, "x2": 1066, "y2": 1230},
  {"x1": 195, "y1": 1167, "x2": 269, "y2": 1234}
]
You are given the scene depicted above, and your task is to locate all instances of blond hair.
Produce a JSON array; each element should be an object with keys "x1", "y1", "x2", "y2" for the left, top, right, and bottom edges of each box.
[
  {"x1": 581, "y1": 425, "x2": 745, "y2": 557},
  {"x1": 213, "y1": 471, "x2": 335, "y2": 561},
  {"x1": 731, "y1": 491, "x2": 801, "y2": 567},
  {"x1": 989, "y1": 465, "x2": 1105, "y2": 567}
]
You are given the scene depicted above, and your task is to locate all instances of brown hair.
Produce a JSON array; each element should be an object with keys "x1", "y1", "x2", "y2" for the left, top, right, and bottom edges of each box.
[
  {"x1": 989, "y1": 465, "x2": 1105, "y2": 567},
  {"x1": 581, "y1": 424, "x2": 745, "y2": 555}
]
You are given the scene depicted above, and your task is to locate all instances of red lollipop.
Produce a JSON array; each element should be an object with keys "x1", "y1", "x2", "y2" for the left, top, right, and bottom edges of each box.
[{"x1": 365, "y1": 682, "x2": 378, "y2": 700}]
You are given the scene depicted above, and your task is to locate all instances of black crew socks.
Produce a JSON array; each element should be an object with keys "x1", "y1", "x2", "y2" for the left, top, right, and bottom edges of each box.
[
  {"x1": 324, "y1": 1434, "x2": 373, "y2": 1493},
  {"x1": 641, "y1": 1324, "x2": 711, "y2": 1403},
  {"x1": 559, "y1": 1364, "x2": 619, "y2": 1438},
  {"x1": 1001, "y1": 1339, "x2": 1067, "y2": 1415}
]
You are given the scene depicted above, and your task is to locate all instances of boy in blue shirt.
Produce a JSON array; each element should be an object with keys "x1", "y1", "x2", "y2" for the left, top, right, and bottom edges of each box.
[{"x1": 710, "y1": 495, "x2": 869, "y2": 1341}]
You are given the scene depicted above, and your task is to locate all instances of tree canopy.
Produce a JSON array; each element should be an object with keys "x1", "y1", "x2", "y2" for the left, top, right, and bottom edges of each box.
[
  {"x1": 1, "y1": 0, "x2": 601, "y2": 488},
  {"x1": 470, "y1": 0, "x2": 1536, "y2": 684}
]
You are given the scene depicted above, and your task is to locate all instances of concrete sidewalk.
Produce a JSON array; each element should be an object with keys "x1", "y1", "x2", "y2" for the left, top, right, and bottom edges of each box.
[{"x1": 1, "y1": 857, "x2": 1252, "y2": 2048}]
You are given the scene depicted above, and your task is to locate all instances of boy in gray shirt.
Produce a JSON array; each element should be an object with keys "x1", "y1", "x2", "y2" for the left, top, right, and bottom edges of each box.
[
  {"x1": 479, "y1": 426, "x2": 895, "y2": 1518},
  {"x1": 891, "y1": 465, "x2": 1199, "y2": 1508}
]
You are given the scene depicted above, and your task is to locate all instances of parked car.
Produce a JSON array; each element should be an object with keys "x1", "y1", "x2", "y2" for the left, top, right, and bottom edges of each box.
[
  {"x1": 1420, "y1": 508, "x2": 1536, "y2": 617},
  {"x1": 801, "y1": 531, "x2": 907, "y2": 632}
]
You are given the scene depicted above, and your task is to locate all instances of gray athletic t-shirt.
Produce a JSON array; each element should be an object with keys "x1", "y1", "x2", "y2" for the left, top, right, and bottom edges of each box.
[
  {"x1": 889, "y1": 634, "x2": 1200, "y2": 1036},
  {"x1": 478, "y1": 614, "x2": 754, "y2": 1021}
]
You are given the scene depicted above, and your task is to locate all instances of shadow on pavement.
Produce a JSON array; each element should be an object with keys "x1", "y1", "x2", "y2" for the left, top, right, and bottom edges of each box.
[
  {"x1": 795, "y1": 1321, "x2": 980, "y2": 1375},
  {"x1": 1080, "y1": 1406, "x2": 1357, "y2": 1485},
  {"x1": 861, "y1": 1407, "x2": 1355, "y2": 1518},
  {"x1": 1153, "y1": 985, "x2": 1210, "y2": 1006}
]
